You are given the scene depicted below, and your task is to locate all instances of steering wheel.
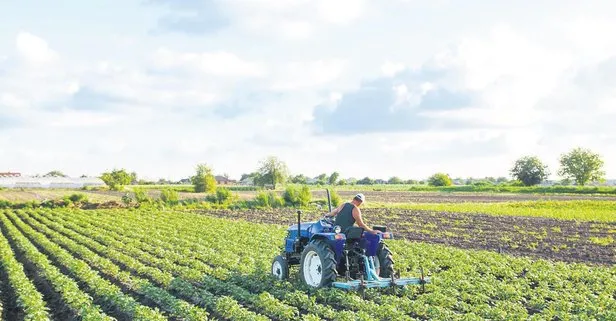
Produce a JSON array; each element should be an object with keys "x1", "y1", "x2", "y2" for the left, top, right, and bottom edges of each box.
[{"x1": 321, "y1": 215, "x2": 334, "y2": 224}]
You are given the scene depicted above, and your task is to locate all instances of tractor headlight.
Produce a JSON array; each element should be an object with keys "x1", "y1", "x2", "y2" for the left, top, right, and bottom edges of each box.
[{"x1": 334, "y1": 225, "x2": 341, "y2": 234}]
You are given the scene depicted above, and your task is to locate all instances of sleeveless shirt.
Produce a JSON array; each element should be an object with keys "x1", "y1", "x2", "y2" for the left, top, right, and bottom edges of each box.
[{"x1": 334, "y1": 202, "x2": 356, "y2": 233}]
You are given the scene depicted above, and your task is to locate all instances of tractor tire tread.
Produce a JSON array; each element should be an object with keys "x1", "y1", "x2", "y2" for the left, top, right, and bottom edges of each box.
[
  {"x1": 378, "y1": 242, "x2": 394, "y2": 278},
  {"x1": 300, "y1": 239, "x2": 337, "y2": 288}
]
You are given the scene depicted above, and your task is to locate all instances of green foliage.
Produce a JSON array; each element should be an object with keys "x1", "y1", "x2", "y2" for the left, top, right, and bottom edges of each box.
[
  {"x1": 558, "y1": 147, "x2": 606, "y2": 186},
  {"x1": 256, "y1": 156, "x2": 289, "y2": 189},
  {"x1": 384, "y1": 200, "x2": 616, "y2": 222},
  {"x1": 68, "y1": 193, "x2": 88, "y2": 203},
  {"x1": 388, "y1": 176, "x2": 403, "y2": 184},
  {"x1": 329, "y1": 189, "x2": 342, "y2": 207},
  {"x1": 510, "y1": 156, "x2": 550, "y2": 186},
  {"x1": 428, "y1": 173, "x2": 452, "y2": 186},
  {"x1": 0, "y1": 200, "x2": 13, "y2": 208},
  {"x1": 13, "y1": 208, "x2": 613, "y2": 321},
  {"x1": 328, "y1": 172, "x2": 340, "y2": 185},
  {"x1": 121, "y1": 193, "x2": 134, "y2": 206},
  {"x1": 133, "y1": 187, "x2": 152, "y2": 203},
  {"x1": 282, "y1": 185, "x2": 311, "y2": 207},
  {"x1": 290, "y1": 174, "x2": 308, "y2": 184},
  {"x1": 191, "y1": 164, "x2": 217, "y2": 193},
  {"x1": 44, "y1": 170, "x2": 68, "y2": 177},
  {"x1": 160, "y1": 188, "x2": 179, "y2": 205},
  {"x1": 205, "y1": 187, "x2": 236, "y2": 205},
  {"x1": 357, "y1": 177, "x2": 374, "y2": 185},
  {"x1": 100, "y1": 168, "x2": 134, "y2": 191},
  {"x1": 254, "y1": 191, "x2": 284, "y2": 208}
]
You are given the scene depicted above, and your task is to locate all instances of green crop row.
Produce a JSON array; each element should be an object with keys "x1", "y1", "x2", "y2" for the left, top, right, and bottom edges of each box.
[
  {"x1": 0, "y1": 222, "x2": 50, "y2": 320},
  {"x1": 374, "y1": 200, "x2": 616, "y2": 222},
  {"x1": 1, "y1": 207, "x2": 614, "y2": 320}
]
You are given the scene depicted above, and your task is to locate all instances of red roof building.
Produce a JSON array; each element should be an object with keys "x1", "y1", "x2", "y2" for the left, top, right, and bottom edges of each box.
[{"x1": 0, "y1": 172, "x2": 21, "y2": 178}]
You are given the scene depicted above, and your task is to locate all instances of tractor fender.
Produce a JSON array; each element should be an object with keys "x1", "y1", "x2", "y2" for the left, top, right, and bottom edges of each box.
[{"x1": 310, "y1": 233, "x2": 345, "y2": 263}]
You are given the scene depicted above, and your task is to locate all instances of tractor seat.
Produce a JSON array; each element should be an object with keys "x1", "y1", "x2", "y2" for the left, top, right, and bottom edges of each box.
[{"x1": 344, "y1": 226, "x2": 364, "y2": 241}]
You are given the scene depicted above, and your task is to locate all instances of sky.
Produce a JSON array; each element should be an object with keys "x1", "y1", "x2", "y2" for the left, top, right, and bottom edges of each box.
[{"x1": 1, "y1": 0, "x2": 615, "y2": 181}]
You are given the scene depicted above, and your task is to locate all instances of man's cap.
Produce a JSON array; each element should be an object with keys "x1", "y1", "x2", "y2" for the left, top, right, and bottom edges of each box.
[{"x1": 354, "y1": 193, "x2": 365, "y2": 202}]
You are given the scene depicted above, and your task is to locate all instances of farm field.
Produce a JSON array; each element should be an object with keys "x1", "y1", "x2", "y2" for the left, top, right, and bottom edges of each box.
[
  {"x1": 202, "y1": 205, "x2": 616, "y2": 266},
  {"x1": 0, "y1": 208, "x2": 614, "y2": 320},
  {"x1": 4, "y1": 187, "x2": 616, "y2": 205}
]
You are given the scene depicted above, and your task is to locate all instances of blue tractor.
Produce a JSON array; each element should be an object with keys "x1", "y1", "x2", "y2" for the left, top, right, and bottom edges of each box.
[{"x1": 271, "y1": 190, "x2": 429, "y2": 291}]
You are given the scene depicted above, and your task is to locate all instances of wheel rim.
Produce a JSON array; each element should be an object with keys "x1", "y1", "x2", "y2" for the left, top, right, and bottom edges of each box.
[
  {"x1": 303, "y1": 250, "x2": 322, "y2": 287},
  {"x1": 272, "y1": 260, "x2": 283, "y2": 279}
]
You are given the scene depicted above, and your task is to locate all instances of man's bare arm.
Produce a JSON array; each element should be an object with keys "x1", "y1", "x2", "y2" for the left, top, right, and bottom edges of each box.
[
  {"x1": 352, "y1": 207, "x2": 379, "y2": 233},
  {"x1": 324, "y1": 204, "x2": 343, "y2": 217}
]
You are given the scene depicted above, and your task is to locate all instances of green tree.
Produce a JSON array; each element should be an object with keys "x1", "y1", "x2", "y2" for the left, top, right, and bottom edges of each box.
[
  {"x1": 256, "y1": 156, "x2": 289, "y2": 189},
  {"x1": 100, "y1": 169, "x2": 133, "y2": 191},
  {"x1": 388, "y1": 176, "x2": 403, "y2": 184},
  {"x1": 357, "y1": 177, "x2": 374, "y2": 185},
  {"x1": 191, "y1": 164, "x2": 217, "y2": 193},
  {"x1": 558, "y1": 147, "x2": 605, "y2": 186},
  {"x1": 328, "y1": 172, "x2": 340, "y2": 185},
  {"x1": 44, "y1": 170, "x2": 68, "y2": 177},
  {"x1": 290, "y1": 174, "x2": 308, "y2": 184},
  {"x1": 316, "y1": 173, "x2": 328, "y2": 185},
  {"x1": 428, "y1": 173, "x2": 452, "y2": 186},
  {"x1": 130, "y1": 171, "x2": 138, "y2": 184},
  {"x1": 509, "y1": 156, "x2": 550, "y2": 186}
]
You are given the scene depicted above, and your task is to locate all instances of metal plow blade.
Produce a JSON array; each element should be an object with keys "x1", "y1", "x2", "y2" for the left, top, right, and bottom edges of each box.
[
  {"x1": 332, "y1": 256, "x2": 430, "y2": 292},
  {"x1": 332, "y1": 276, "x2": 430, "y2": 290}
]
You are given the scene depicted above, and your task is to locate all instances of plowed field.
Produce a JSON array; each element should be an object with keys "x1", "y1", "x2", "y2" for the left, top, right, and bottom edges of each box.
[{"x1": 0, "y1": 208, "x2": 613, "y2": 320}]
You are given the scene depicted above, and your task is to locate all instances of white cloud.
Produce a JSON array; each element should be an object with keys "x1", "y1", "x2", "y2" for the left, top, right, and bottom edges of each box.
[
  {"x1": 150, "y1": 47, "x2": 266, "y2": 77},
  {"x1": 270, "y1": 59, "x2": 347, "y2": 91},
  {"x1": 2, "y1": 1, "x2": 616, "y2": 181},
  {"x1": 381, "y1": 61, "x2": 405, "y2": 77},
  {"x1": 47, "y1": 110, "x2": 120, "y2": 128},
  {"x1": 15, "y1": 31, "x2": 58, "y2": 64},
  {"x1": 316, "y1": 0, "x2": 365, "y2": 25}
]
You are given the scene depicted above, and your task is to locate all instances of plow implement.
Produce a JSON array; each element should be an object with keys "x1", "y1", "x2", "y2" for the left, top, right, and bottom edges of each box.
[{"x1": 332, "y1": 256, "x2": 430, "y2": 291}]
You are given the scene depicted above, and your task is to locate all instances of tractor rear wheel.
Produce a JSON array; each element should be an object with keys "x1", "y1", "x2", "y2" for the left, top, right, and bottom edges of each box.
[
  {"x1": 377, "y1": 242, "x2": 394, "y2": 278},
  {"x1": 271, "y1": 255, "x2": 288, "y2": 280},
  {"x1": 299, "y1": 239, "x2": 337, "y2": 288}
]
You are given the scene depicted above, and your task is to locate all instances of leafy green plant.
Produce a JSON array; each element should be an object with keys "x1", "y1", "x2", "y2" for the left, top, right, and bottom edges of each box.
[
  {"x1": 160, "y1": 188, "x2": 179, "y2": 206},
  {"x1": 255, "y1": 191, "x2": 284, "y2": 208}
]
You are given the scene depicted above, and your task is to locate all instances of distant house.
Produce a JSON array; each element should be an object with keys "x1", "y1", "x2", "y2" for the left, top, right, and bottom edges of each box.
[
  {"x1": 215, "y1": 175, "x2": 237, "y2": 185},
  {"x1": 0, "y1": 172, "x2": 21, "y2": 178}
]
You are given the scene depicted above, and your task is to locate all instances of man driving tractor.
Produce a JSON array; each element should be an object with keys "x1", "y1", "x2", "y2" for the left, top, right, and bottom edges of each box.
[
  {"x1": 324, "y1": 193, "x2": 382, "y2": 235},
  {"x1": 323, "y1": 193, "x2": 385, "y2": 273}
]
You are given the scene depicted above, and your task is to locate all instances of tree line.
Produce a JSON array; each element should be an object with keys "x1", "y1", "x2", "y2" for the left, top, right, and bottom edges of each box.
[{"x1": 91, "y1": 146, "x2": 607, "y2": 191}]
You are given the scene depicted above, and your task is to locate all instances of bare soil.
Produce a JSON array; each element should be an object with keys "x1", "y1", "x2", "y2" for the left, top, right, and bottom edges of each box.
[{"x1": 195, "y1": 208, "x2": 616, "y2": 266}]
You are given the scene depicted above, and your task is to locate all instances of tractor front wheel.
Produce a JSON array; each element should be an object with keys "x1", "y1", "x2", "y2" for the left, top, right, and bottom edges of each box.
[
  {"x1": 271, "y1": 255, "x2": 288, "y2": 280},
  {"x1": 299, "y1": 239, "x2": 337, "y2": 288}
]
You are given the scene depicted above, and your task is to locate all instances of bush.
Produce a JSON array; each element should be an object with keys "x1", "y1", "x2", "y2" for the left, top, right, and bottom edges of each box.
[
  {"x1": 133, "y1": 187, "x2": 152, "y2": 203},
  {"x1": 0, "y1": 200, "x2": 12, "y2": 208},
  {"x1": 428, "y1": 173, "x2": 453, "y2": 186},
  {"x1": 255, "y1": 191, "x2": 284, "y2": 208},
  {"x1": 67, "y1": 193, "x2": 88, "y2": 203},
  {"x1": 160, "y1": 188, "x2": 179, "y2": 205},
  {"x1": 329, "y1": 189, "x2": 342, "y2": 207},
  {"x1": 283, "y1": 185, "x2": 312, "y2": 207},
  {"x1": 205, "y1": 187, "x2": 236, "y2": 205}
]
